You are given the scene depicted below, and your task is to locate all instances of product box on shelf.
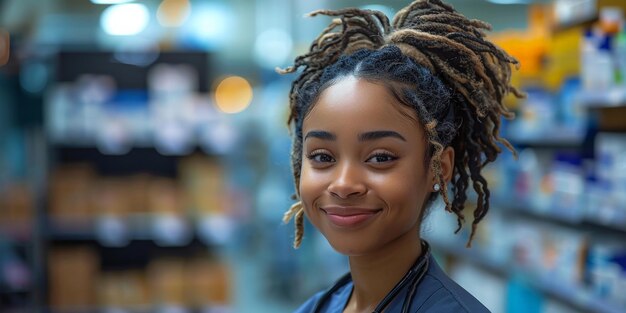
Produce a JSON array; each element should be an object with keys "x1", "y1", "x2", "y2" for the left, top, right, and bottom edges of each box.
[
  {"x1": 48, "y1": 164, "x2": 97, "y2": 224},
  {"x1": 147, "y1": 258, "x2": 186, "y2": 307},
  {"x1": 550, "y1": 153, "x2": 585, "y2": 221},
  {"x1": 48, "y1": 246, "x2": 99, "y2": 310},
  {"x1": 187, "y1": 257, "x2": 232, "y2": 308},
  {"x1": 592, "y1": 133, "x2": 626, "y2": 225},
  {"x1": 145, "y1": 256, "x2": 233, "y2": 310},
  {"x1": 179, "y1": 155, "x2": 227, "y2": 217},
  {"x1": 0, "y1": 182, "x2": 34, "y2": 240},
  {"x1": 148, "y1": 178, "x2": 185, "y2": 216},
  {"x1": 98, "y1": 270, "x2": 150, "y2": 310},
  {"x1": 94, "y1": 177, "x2": 132, "y2": 218},
  {"x1": 587, "y1": 241, "x2": 626, "y2": 306}
]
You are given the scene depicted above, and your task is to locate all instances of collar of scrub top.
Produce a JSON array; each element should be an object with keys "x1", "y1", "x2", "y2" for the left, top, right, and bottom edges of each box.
[{"x1": 312, "y1": 240, "x2": 431, "y2": 313}]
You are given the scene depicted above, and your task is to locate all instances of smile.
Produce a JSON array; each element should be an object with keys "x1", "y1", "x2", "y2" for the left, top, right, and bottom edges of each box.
[{"x1": 320, "y1": 206, "x2": 382, "y2": 228}]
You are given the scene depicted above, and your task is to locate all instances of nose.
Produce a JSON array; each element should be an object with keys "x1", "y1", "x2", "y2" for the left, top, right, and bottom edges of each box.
[{"x1": 327, "y1": 161, "x2": 367, "y2": 199}]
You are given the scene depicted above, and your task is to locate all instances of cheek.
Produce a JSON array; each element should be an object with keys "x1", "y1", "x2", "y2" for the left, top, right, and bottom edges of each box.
[
  {"x1": 372, "y1": 167, "x2": 428, "y2": 213},
  {"x1": 298, "y1": 164, "x2": 324, "y2": 210}
]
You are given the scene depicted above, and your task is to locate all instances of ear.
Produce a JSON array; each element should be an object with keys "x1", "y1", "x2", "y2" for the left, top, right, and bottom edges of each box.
[
  {"x1": 428, "y1": 146, "x2": 455, "y2": 187},
  {"x1": 439, "y1": 146, "x2": 455, "y2": 183}
]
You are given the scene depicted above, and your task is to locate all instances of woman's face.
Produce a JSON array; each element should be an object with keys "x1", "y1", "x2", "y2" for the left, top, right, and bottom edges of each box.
[{"x1": 299, "y1": 76, "x2": 434, "y2": 256}]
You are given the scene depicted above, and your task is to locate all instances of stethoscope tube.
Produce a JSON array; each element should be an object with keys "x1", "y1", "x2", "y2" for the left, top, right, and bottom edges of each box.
[
  {"x1": 400, "y1": 255, "x2": 429, "y2": 313},
  {"x1": 312, "y1": 241, "x2": 431, "y2": 313}
]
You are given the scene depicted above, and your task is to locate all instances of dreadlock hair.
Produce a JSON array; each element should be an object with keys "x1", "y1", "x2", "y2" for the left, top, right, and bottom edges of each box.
[{"x1": 278, "y1": 0, "x2": 524, "y2": 249}]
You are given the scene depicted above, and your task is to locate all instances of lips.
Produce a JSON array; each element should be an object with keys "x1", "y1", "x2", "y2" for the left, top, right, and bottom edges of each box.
[{"x1": 321, "y1": 205, "x2": 381, "y2": 228}]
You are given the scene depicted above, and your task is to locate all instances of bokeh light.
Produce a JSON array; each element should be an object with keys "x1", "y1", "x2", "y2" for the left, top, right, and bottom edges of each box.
[
  {"x1": 180, "y1": 2, "x2": 234, "y2": 49},
  {"x1": 157, "y1": 0, "x2": 191, "y2": 28},
  {"x1": 100, "y1": 3, "x2": 150, "y2": 36},
  {"x1": 214, "y1": 76, "x2": 253, "y2": 114},
  {"x1": 253, "y1": 28, "x2": 293, "y2": 69}
]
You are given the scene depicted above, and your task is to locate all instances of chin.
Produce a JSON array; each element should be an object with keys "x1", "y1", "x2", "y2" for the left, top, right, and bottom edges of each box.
[{"x1": 323, "y1": 233, "x2": 375, "y2": 256}]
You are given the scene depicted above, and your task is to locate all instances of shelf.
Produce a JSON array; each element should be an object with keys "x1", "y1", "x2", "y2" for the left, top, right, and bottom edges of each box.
[
  {"x1": 51, "y1": 142, "x2": 224, "y2": 154},
  {"x1": 0, "y1": 287, "x2": 32, "y2": 294},
  {"x1": 577, "y1": 88, "x2": 626, "y2": 109},
  {"x1": 429, "y1": 239, "x2": 625, "y2": 313},
  {"x1": 492, "y1": 199, "x2": 626, "y2": 236},
  {"x1": 552, "y1": 17, "x2": 597, "y2": 34},
  {"x1": 46, "y1": 216, "x2": 193, "y2": 247},
  {"x1": 585, "y1": 213, "x2": 626, "y2": 233},
  {"x1": 506, "y1": 129, "x2": 584, "y2": 148},
  {"x1": 45, "y1": 215, "x2": 234, "y2": 247}
]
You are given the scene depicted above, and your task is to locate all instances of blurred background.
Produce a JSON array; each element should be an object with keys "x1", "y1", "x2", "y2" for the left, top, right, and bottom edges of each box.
[{"x1": 0, "y1": 0, "x2": 625, "y2": 312}]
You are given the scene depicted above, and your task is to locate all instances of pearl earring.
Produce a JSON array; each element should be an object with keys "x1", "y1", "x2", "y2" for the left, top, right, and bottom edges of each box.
[{"x1": 433, "y1": 183, "x2": 441, "y2": 192}]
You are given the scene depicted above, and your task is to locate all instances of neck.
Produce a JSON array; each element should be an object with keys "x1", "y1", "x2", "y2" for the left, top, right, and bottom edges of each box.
[{"x1": 344, "y1": 229, "x2": 423, "y2": 313}]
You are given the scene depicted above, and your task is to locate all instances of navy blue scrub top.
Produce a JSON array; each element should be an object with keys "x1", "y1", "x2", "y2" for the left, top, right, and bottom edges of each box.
[{"x1": 294, "y1": 253, "x2": 490, "y2": 313}]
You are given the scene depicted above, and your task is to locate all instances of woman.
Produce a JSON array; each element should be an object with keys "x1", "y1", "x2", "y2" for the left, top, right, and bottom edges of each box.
[{"x1": 279, "y1": 0, "x2": 523, "y2": 312}]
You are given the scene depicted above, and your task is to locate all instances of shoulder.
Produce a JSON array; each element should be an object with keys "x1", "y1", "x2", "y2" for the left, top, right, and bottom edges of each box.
[
  {"x1": 293, "y1": 275, "x2": 353, "y2": 313},
  {"x1": 413, "y1": 255, "x2": 490, "y2": 313},
  {"x1": 293, "y1": 290, "x2": 325, "y2": 313}
]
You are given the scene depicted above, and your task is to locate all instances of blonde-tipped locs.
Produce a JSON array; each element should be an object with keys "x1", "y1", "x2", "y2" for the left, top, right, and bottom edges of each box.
[
  {"x1": 283, "y1": 201, "x2": 304, "y2": 248},
  {"x1": 279, "y1": 0, "x2": 524, "y2": 248}
]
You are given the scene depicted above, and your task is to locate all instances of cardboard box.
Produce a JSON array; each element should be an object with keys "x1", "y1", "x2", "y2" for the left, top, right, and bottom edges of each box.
[{"x1": 48, "y1": 246, "x2": 98, "y2": 309}]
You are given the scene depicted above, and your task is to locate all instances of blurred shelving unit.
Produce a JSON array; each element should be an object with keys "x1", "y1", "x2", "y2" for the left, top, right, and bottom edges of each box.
[
  {"x1": 33, "y1": 50, "x2": 238, "y2": 313},
  {"x1": 3, "y1": 41, "x2": 302, "y2": 312},
  {"x1": 430, "y1": 238, "x2": 625, "y2": 313},
  {"x1": 42, "y1": 146, "x2": 233, "y2": 313},
  {"x1": 430, "y1": 85, "x2": 626, "y2": 312},
  {"x1": 429, "y1": 11, "x2": 626, "y2": 313}
]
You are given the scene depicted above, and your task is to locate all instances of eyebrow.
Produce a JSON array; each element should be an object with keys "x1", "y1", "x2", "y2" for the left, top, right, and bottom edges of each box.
[
  {"x1": 359, "y1": 130, "x2": 406, "y2": 142},
  {"x1": 304, "y1": 130, "x2": 406, "y2": 142},
  {"x1": 304, "y1": 130, "x2": 336, "y2": 141}
]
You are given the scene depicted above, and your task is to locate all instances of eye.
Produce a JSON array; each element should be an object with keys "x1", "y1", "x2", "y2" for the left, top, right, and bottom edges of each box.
[
  {"x1": 307, "y1": 150, "x2": 335, "y2": 163},
  {"x1": 366, "y1": 152, "x2": 398, "y2": 164}
]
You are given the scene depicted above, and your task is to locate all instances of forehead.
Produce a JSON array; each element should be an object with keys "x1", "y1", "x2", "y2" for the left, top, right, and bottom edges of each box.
[{"x1": 302, "y1": 77, "x2": 423, "y2": 137}]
